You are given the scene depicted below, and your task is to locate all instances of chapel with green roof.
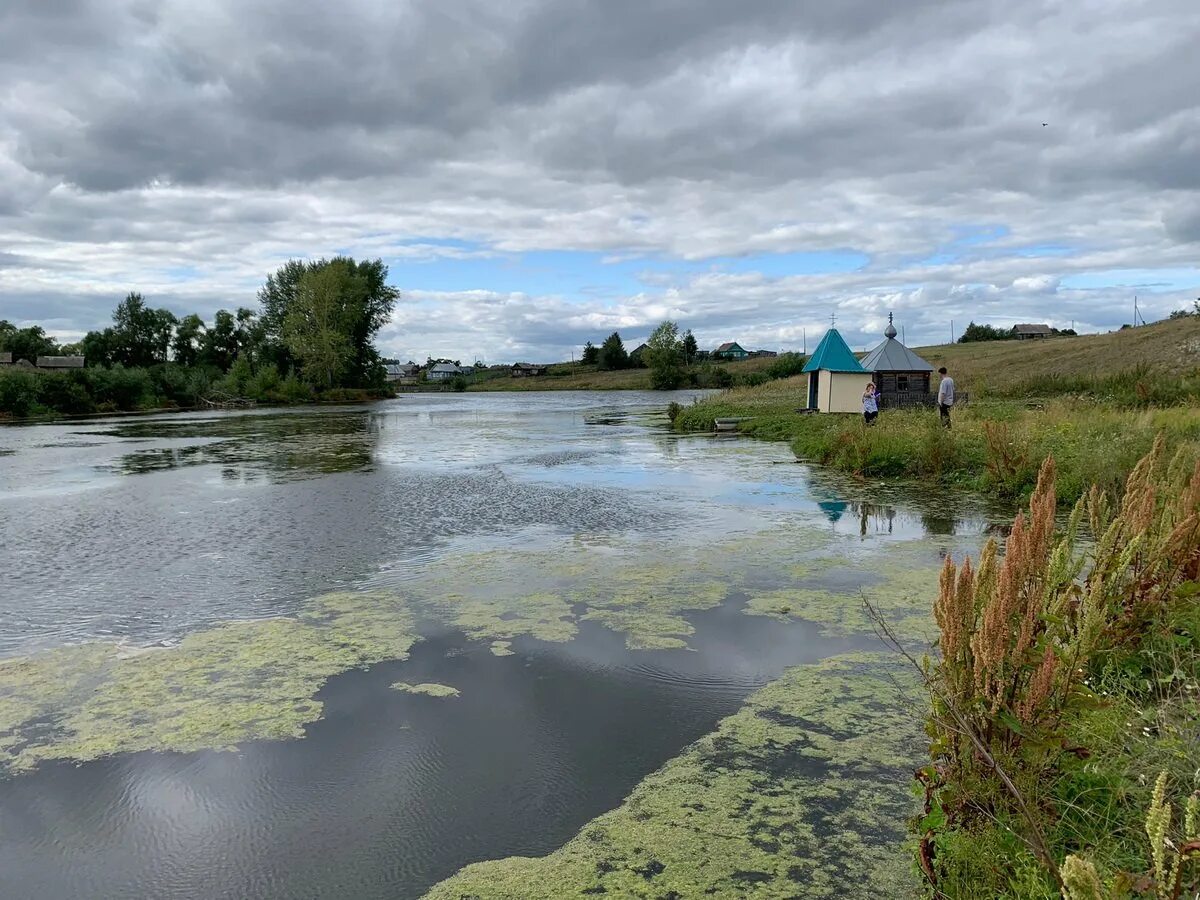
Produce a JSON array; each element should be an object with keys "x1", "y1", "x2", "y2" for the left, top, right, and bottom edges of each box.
[{"x1": 802, "y1": 328, "x2": 870, "y2": 413}]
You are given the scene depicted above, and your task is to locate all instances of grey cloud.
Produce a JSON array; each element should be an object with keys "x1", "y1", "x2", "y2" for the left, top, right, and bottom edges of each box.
[{"x1": 1, "y1": 0, "x2": 1198, "y2": 355}]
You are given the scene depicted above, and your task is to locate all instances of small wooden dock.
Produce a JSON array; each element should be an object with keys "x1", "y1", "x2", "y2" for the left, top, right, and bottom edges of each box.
[{"x1": 713, "y1": 417, "x2": 751, "y2": 432}]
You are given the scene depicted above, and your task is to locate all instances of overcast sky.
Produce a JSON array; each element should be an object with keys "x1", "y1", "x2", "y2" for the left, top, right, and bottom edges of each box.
[{"x1": 2, "y1": 0, "x2": 1199, "y2": 362}]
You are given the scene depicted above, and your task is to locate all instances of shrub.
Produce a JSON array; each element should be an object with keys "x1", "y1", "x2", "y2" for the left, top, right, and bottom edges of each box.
[
  {"x1": 0, "y1": 370, "x2": 45, "y2": 417},
  {"x1": 246, "y1": 364, "x2": 282, "y2": 400},
  {"x1": 34, "y1": 371, "x2": 95, "y2": 415},
  {"x1": 85, "y1": 365, "x2": 156, "y2": 410},
  {"x1": 277, "y1": 373, "x2": 314, "y2": 403},
  {"x1": 917, "y1": 443, "x2": 1200, "y2": 896}
]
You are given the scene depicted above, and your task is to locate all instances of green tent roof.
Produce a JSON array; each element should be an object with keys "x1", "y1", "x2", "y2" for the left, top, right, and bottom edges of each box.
[{"x1": 802, "y1": 328, "x2": 868, "y2": 374}]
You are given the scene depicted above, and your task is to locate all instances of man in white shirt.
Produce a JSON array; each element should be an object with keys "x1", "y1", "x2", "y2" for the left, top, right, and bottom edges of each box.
[{"x1": 937, "y1": 367, "x2": 955, "y2": 428}]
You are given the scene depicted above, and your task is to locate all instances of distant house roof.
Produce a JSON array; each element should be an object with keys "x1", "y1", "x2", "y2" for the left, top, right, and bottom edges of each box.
[
  {"x1": 714, "y1": 342, "x2": 746, "y2": 353},
  {"x1": 429, "y1": 363, "x2": 460, "y2": 374},
  {"x1": 860, "y1": 338, "x2": 933, "y2": 373},
  {"x1": 802, "y1": 329, "x2": 867, "y2": 374},
  {"x1": 0, "y1": 352, "x2": 11, "y2": 365},
  {"x1": 36, "y1": 356, "x2": 85, "y2": 369},
  {"x1": 1012, "y1": 323, "x2": 1053, "y2": 336}
]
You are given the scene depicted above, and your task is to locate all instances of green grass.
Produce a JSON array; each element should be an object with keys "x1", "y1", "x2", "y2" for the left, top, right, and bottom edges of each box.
[
  {"x1": 915, "y1": 316, "x2": 1200, "y2": 398},
  {"x1": 676, "y1": 377, "x2": 1200, "y2": 506}
]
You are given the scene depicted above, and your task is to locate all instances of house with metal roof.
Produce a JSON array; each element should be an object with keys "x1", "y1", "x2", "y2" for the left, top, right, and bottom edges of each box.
[
  {"x1": 427, "y1": 363, "x2": 463, "y2": 382},
  {"x1": 802, "y1": 328, "x2": 870, "y2": 413},
  {"x1": 36, "y1": 356, "x2": 85, "y2": 370},
  {"x1": 713, "y1": 341, "x2": 749, "y2": 360},
  {"x1": 861, "y1": 314, "x2": 934, "y2": 407},
  {"x1": 1012, "y1": 323, "x2": 1053, "y2": 340}
]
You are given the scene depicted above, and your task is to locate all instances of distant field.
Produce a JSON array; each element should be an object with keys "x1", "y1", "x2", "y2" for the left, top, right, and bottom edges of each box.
[
  {"x1": 913, "y1": 316, "x2": 1200, "y2": 395},
  {"x1": 463, "y1": 317, "x2": 1200, "y2": 396},
  {"x1": 465, "y1": 355, "x2": 784, "y2": 391}
]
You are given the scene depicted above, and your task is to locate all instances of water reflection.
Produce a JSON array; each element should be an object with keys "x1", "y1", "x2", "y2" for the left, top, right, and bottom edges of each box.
[
  {"x1": 0, "y1": 393, "x2": 1007, "y2": 899},
  {"x1": 96, "y1": 410, "x2": 378, "y2": 481}
]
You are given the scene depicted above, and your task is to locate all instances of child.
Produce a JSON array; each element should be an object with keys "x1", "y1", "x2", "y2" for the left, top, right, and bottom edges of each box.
[{"x1": 862, "y1": 381, "x2": 879, "y2": 425}]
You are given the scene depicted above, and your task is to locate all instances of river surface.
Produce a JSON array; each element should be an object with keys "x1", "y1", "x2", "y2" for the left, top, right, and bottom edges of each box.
[{"x1": 0, "y1": 392, "x2": 996, "y2": 899}]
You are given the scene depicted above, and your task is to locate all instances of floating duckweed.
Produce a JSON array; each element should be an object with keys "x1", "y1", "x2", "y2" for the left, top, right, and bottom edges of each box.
[
  {"x1": 423, "y1": 652, "x2": 922, "y2": 899},
  {"x1": 442, "y1": 592, "x2": 577, "y2": 644},
  {"x1": 392, "y1": 682, "x2": 460, "y2": 698},
  {"x1": 489, "y1": 641, "x2": 514, "y2": 657},
  {"x1": 0, "y1": 592, "x2": 418, "y2": 774},
  {"x1": 580, "y1": 608, "x2": 693, "y2": 651}
]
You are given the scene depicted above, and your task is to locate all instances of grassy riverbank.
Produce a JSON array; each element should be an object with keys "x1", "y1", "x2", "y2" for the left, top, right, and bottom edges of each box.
[
  {"x1": 668, "y1": 320, "x2": 1200, "y2": 896},
  {"x1": 674, "y1": 319, "x2": 1200, "y2": 506}
]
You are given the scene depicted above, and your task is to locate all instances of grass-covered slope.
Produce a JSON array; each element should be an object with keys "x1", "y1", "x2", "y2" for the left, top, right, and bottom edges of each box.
[
  {"x1": 674, "y1": 318, "x2": 1200, "y2": 505},
  {"x1": 914, "y1": 316, "x2": 1200, "y2": 397}
]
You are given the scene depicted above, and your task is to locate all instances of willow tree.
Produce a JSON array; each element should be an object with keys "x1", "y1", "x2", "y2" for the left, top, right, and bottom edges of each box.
[
  {"x1": 259, "y1": 256, "x2": 398, "y2": 386},
  {"x1": 283, "y1": 264, "x2": 354, "y2": 387}
]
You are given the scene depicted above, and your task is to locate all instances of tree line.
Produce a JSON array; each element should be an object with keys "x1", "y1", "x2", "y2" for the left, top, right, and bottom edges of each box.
[
  {"x1": 0, "y1": 256, "x2": 398, "y2": 418},
  {"x1": 578, "y1": 324, "x2": 806, "y2": 391}
]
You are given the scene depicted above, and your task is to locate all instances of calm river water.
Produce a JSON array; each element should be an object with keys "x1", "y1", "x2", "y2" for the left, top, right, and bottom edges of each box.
[{"x1": 0, "y1": 392, "x2": 994, "y2": 899}]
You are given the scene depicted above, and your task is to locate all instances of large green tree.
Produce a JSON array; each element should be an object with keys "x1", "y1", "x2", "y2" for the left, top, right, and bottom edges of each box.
[
  {"x1": 259, "y1": 256, "x2": 398, "y2": 386},
  {"x1": 597, "y1": 332, "x2": 628, "y2": 371},
  {"x1": 0, "y1": 322, "x2": 59, "y2": 363},
  {"x1": 282, "y1": 263, "x2": 355, "y2": 386},
  {"x1": 645, "y1": 321, "x2": 684, "y2": 390},
  {"x1": 172, "y1": 314, "x2": 206, "y2": 367},
  {"x1": 682, "y1": 330, "x2": 698, "y2": 366},
  {"x1": 110, "y1": 293, "x2": 177, "y2": 367}
]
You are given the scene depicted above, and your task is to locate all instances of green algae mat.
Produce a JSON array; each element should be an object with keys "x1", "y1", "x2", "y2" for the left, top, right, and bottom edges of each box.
[
  {"x1": 424, "y1": 653, "x2": 922, "y2": 899},
  {"x1": 0, "y1": 520, "x2": 959, "y2": 897}
]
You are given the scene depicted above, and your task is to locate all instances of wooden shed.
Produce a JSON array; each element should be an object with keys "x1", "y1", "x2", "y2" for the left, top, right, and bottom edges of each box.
[
  {"x1": 860, "y1": 314, "x2": 934, "y2": 408},
  {"x1": 802, "y1": 329, "x2": 870, "y2": 413}
]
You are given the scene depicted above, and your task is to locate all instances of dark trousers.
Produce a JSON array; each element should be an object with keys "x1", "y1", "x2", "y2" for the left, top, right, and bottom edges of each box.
[
  {"x1": 939, "y1": 403, "x2": 952, "y2": 428},
  {"x1": 864, "y1": 410, "x2": 878, "y2": 426}
]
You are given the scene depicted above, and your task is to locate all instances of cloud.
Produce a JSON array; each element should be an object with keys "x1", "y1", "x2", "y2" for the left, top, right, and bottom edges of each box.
[{"x1": 1, "y1": 0, "x2": 1198, "y2": 361}]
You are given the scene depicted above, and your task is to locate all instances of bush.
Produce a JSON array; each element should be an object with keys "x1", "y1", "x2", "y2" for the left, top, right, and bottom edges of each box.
[
  {"x1": 85, "y1": 365, "x2": 156, "y2": 410},
  {"x1": 217, "y1": 357, "x2": 254, "y2": 397},
  {"x1": 0, "y1": 370, "x2": 45, "y2": 417},
  {"x1": 246, "y1": 364, "x2": 282, "y2": 400},
  {"x1": 917, "y1": 445, "x2": 1200, "y2": 896},
  {"x1": 765, "y1": 353, "x2": 807, "y2": 380},
  {"x1": 277, "y1": 373, "x2": 314, "y2": 403},
  {"x1": 451, "y1": 375, "x2": 468, "y2": 392},
  {"x1": 34, "y1": 372, "x2": 95, "y2": 415}
]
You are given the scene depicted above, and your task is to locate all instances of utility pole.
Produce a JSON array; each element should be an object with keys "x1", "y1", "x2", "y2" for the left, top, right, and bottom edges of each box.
[
  {"x1": 803, "y1": 328, "x2": 806, "y2": 355},
  {"x1": 950, "y1": 320, "x2": 955, "y2": 343}
]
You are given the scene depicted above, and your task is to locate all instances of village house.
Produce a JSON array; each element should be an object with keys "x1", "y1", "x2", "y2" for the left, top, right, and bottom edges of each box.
[
  {"x1": 427, "y1": 362, "x2": 462, "y2": 382},
  {"x1": 36, "y1": 356, "x2": 86, "y2": 371},
  {"x1": 383, "y1": 362, "x2": 421, "y2": 384},
  {"x1": 712, "y1": 341, "x2": 749, "y2": 361},
  {"x1": 1012, "y1": 323, "x2": 1053, "y2": 340},
  {"x1": 0, "y1": 352, "x2": 11, "y2": 367},
  {"x1": 802, "y1": 329, "x2": 870, "y2": 413},
  {"x1": 860, "y1": 314, "x2": 934, "y2": 408},
  {"x1": 511, "y1": 363, "x2": 548, "y2": 377}
]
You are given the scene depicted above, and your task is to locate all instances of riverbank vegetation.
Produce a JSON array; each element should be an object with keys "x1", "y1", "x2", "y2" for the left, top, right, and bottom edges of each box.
[
  {"x1": 0, "y1": 256, "x2": 398, "y2": 419},
  {"x1": 672, "y1": 316, "x2": 1200, "y2": 897},
  {"x1": 675, "y1": 318, "x2": 1200, "y2": 506},
  {"x1": 906, "y1": 443, "x2": 1200, "y2": 898}
]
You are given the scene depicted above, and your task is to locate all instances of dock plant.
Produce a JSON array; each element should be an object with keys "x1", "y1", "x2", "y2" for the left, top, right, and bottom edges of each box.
[{"x1": 914, "y1": 438, "x2": 1200, "y2": 897}]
